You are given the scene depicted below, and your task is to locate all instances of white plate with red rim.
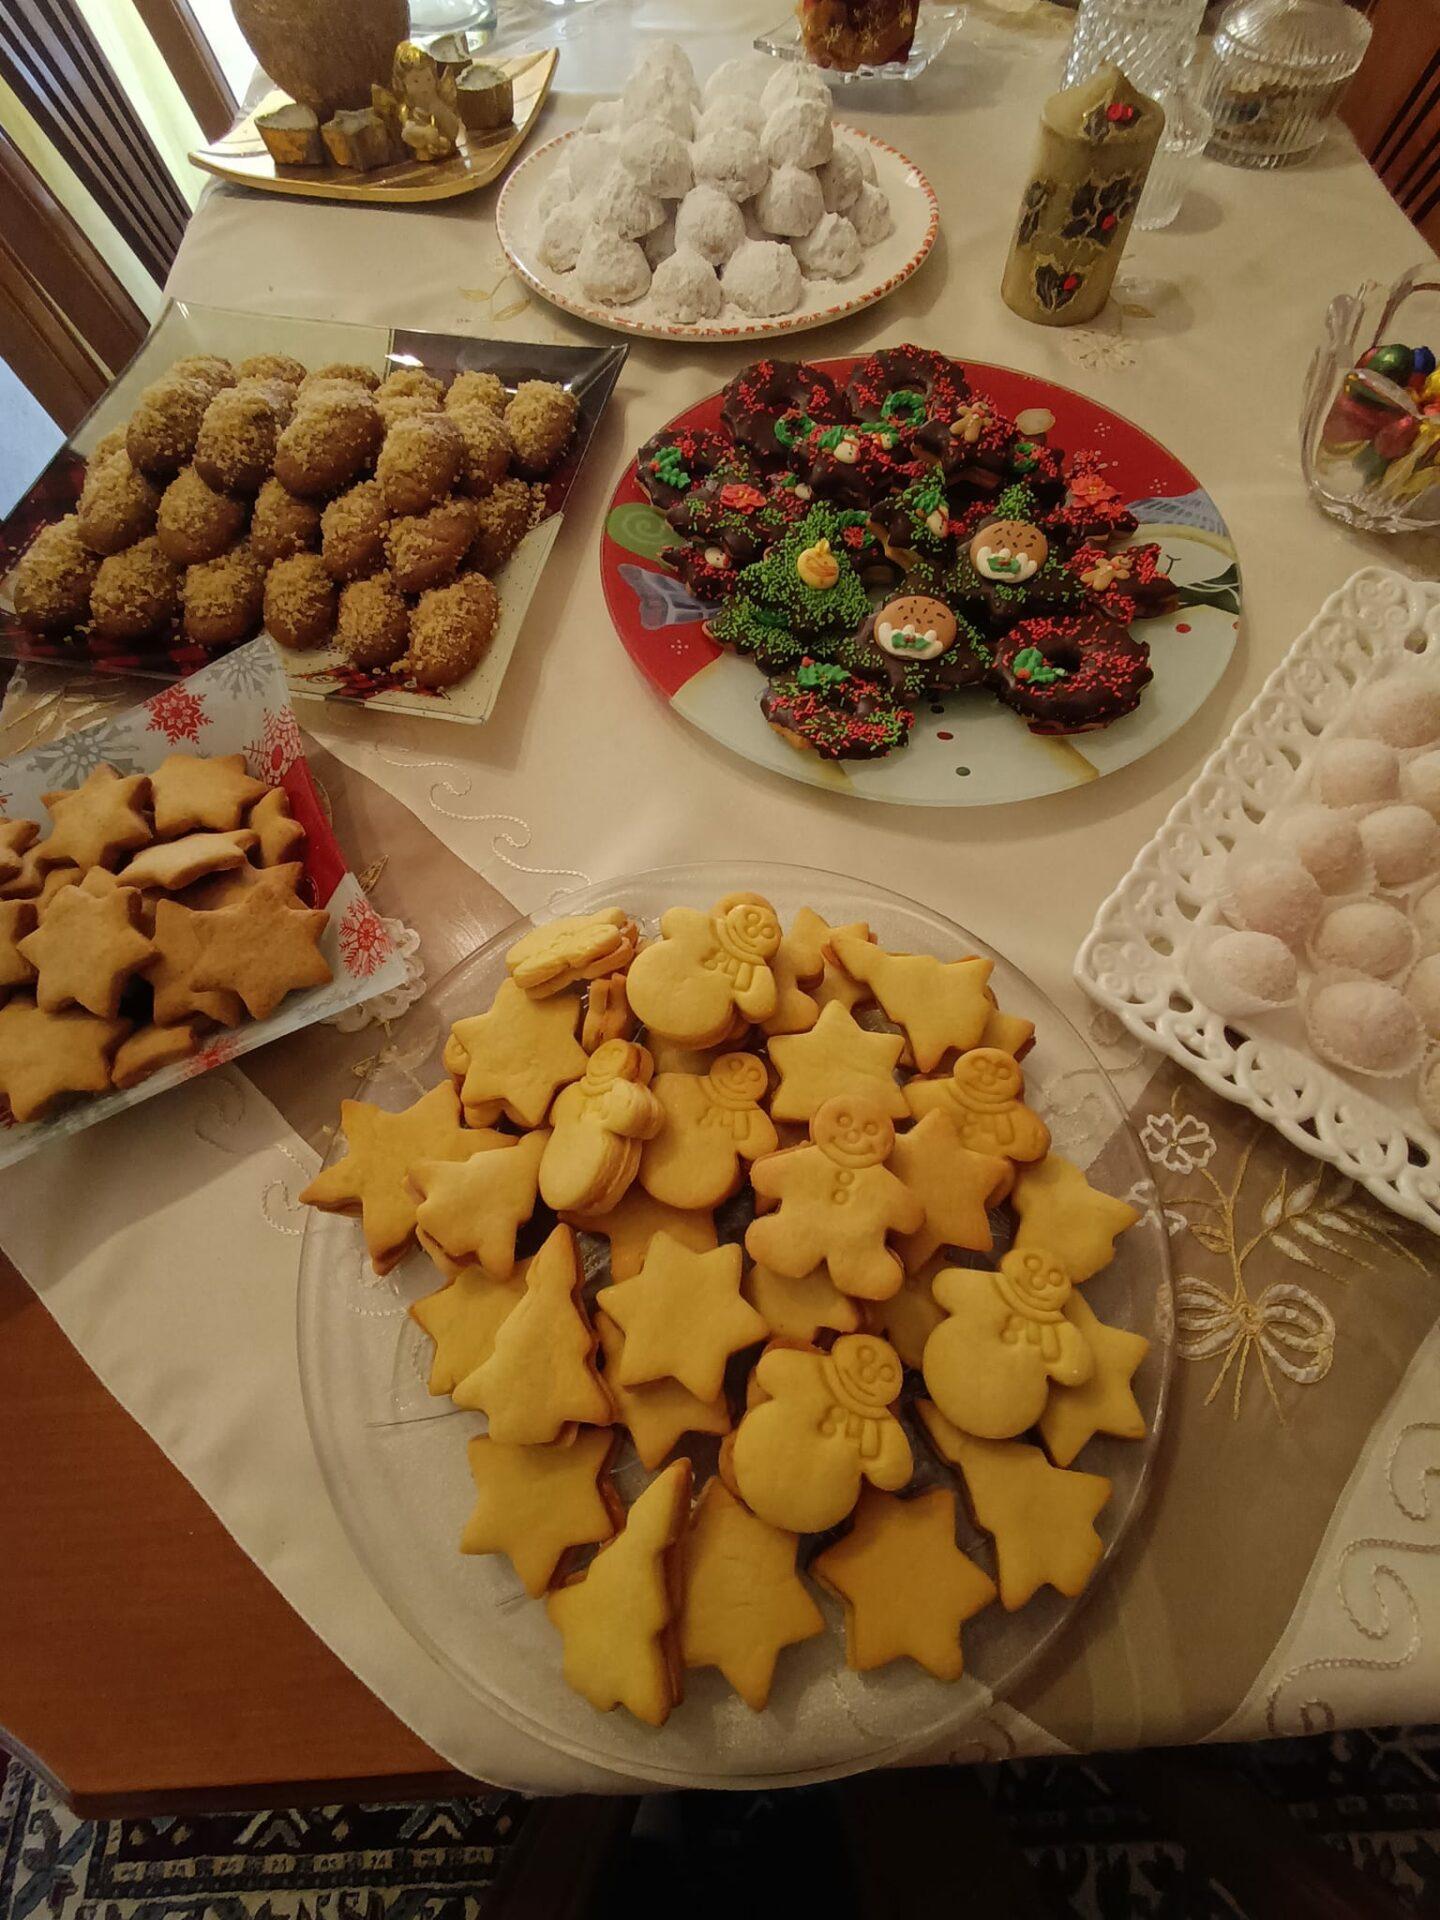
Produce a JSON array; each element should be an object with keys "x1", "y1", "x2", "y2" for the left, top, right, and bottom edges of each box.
[{"x1": 496, "y1": 127, "x2": 940, "y2": 345}]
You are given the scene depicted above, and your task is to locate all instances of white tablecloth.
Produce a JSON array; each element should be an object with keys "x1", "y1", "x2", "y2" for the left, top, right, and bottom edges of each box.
[{"x1": 5, "y1": 0, "x2": 1440, "y2": 1797}]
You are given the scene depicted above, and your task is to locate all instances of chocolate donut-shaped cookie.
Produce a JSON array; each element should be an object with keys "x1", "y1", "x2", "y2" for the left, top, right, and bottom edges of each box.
[
  {"x1": 667, "y1": 468, "x2": 812, "y2": 564},
  {"x1": 992, "y1": 615, "x2": 1152, "y2": 735},
  {"x1": 1066, "y1": 541, "x2": 1178, "y2": 623},
  {"x1": 799, "y1": 419, "x2": 924, "y2": 510},
  {"x1": 637, "y1": 426, "x2": 749, "y2": 508},
  {"x1": 914, "y1": 395, "x2": 1019, "y2": 491},
  {"x1": 721, "y1": 358, "x2": 847, "y2": 463},
  {"x1": 839, "y1": 588, "x2": 992, "y2": 699},
  {"x1": 761, "y1": 659, "x2": 915, "y2": 761},
  {"x1": 846, "y1": 346, "x2": 967, "y2": 424},
  {"x1": 663, "y1": 539, "x2": 746, "y2": 601}
]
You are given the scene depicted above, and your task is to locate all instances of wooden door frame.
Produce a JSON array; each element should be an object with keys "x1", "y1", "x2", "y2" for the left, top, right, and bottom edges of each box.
[
  {"x1": 0, "y1": 129, "x2": 148, "y2": 431},
  {"x1": 132, "y1": 0, "x2": 236, "y2": 140}
]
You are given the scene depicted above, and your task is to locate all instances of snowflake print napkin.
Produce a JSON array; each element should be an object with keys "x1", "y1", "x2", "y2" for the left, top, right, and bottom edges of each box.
[{"x1": 0, "y1": 637, "x2": 411, "y2": 1169}]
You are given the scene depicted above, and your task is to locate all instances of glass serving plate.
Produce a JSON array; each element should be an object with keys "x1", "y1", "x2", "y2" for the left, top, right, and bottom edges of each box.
[
  {"x1": 297, "y1": 862, "x2": 1173, "y2": 1790},
  {"x1": 753, "y1": 5, "x2": 965, "y2": 80}
]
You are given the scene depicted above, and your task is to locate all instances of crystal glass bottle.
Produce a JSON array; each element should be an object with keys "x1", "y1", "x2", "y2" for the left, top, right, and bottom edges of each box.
[
  {"x1": 1063, "y1": 0, "x2": 1206, "y2": 99},
  {"x1": 1200, "y1": 0, "x2": 1372, "y2": 169}
]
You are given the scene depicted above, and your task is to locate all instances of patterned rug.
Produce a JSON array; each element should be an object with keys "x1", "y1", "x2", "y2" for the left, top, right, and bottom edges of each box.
[{"x1": 3, "y1": 1725, "x2": 1436, "y2": 1919}]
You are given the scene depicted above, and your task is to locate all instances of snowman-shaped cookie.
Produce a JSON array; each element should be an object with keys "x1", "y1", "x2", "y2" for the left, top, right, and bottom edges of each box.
[
  {"x1": 539, "y1": 1039, "x2": 664, "y2": 1215},
  {"x1": 639, "y1": 1051, "x2": 779, "y2": 1209},
  {"x1": 922, "y1": 1248, "x2": 1094, "y2": 1439},
  {"x1": 904, "y1": 1048, "x2": 1050, "y2": 1162},
  {"x1": 745, "y1": 1094, "x2": 924, "y2": 1301},
  {"x1": 626, "y1": 896, "x2": 782, "y2": 1045},
  {"x1": 729, "y1": 1334, "x2": 913, "y2": 1533}
]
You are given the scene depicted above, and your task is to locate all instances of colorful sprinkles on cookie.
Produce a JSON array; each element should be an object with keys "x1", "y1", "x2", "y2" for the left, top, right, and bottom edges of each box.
[{"x1": 644, "y1": 344, "x2": 1175, "y2": 761}]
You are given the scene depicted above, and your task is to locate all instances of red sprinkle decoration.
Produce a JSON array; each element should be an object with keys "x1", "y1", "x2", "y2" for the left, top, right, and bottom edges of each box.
[
  {"x1": 1105, "y1": 102, "x2": 1137, "y2": 124},
  {"x1": 1100, "y1": 214, "x2": 1117, "y2": 231},
  {"x1": 1063, "y1": 274, "x2": 1081, "y2": 291},
  {"x1": 1176, "y1": 622, "x2": 1191, "y2": 633}
]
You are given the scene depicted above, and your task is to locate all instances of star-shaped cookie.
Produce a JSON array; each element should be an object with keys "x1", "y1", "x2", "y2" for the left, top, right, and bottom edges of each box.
[
  {"x1": 890, "y1": 1110, "x2": 1010, "y2": 1270},
  {"x1": 759, "y1": 906, "x2": 862, "y2": 1038},
  {"x1": 546, "y1": 1458, "x2": 692, "y2": 1726},
  {"x1": 150, "y1": 751, "x2": 266, "y2": 836},
  {"x1": 791, "y1": 909, "x2": 873, "y2": 1019},
  {"x1": 981, "y1": 1000, "x2": 1035, "y2": 1059},
  {"x1": 180, "y1": 859, "x2": 307, "y2": 912},
  {"x1": 565, "y1": 1186, "x2": 718, "y2": 1281},
  {"x1": 867, "y1": 1252, "x2": 946, "y2": 1369},
  {"x1": 0, "y1": 901, "x2": 37, "y2": 992},
  {"x1": 919, "y1": 1401, "x2": 1110, "y2": 1610},
  {"x1": 300, "y1": 1081, "x2": 496, "y2": 1273},
  {"x1": 812, "y1": 1486, "x2": 996, "y2": 1680},
  {"x1": 450, "y1": 978, "x2": 587, "y2": 1129},
  {"x1": 831, "y1": 934, "x2": 994, "y2": 1074},
  {"x1": 409, "y1": 1128, "x2": 546, "y2": 1280},
  {"x1": 39, "y1": 765, "x2": 152, "y2": 871},
  {"x1": 597, "y1": 1235, "x2": 766, "y2": 1401},
  {"x1": 247, "y1": 788, "x2": 306, "y2": 866},
  {"x1": 0, "y1": 996, "x2": 128, "y2": 1121},
  {"x1": 1038, "y1": 1292, "x2": 1149, "y2": 1466},
  {"x1": 766, "y1": 1000, "x2": 907, "y2": 1123},
  {"x1": 17, "y1": 881, "x2": 153, "y2": 1017},
  {"x1": 149, "y1": 900, "x2": 246, "y2": 1027},
  {"x1": 462, "y1": 1428, "x2": 619, "y2": 1596},
  {"x1": 411, "y1": 1260, "x2": 528, "y2": 1397},
  {"x1": 116, "y1": 830, "x2": 258, "y2": 893},
  {"x1": 596, "y1": 1310, "x2": 730, "y2": 1470},
  {"x1": 1012, "y1": 1154, "x2": 1141, "y2": 1281},
  {"x1": 743, "y1": 1261, "x2": 861, "y2": 1345},
  {"x1": 456, "y1": 1224, "x2": 611, "y2": 1439},
  {"x1": 111, "y1": 1020, "x2": 201, "y2": 1088},
  {"x1": 188, "y1": 885, "x2": 331, "y2": 1018},
  {"x1": 678, "y1": 1479, "x2": 824, "y2": 1710}
]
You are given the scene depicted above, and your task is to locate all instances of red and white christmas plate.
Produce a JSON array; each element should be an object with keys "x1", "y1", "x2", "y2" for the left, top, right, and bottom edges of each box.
[
  {"x1": 601, "y1": 357, "x2": 1243, "y2": 807},
  {"x1": 0, "y1": 636, "x2": 411, "y2": 1169},
  {"x1": 497, "y1": 128, "x2": 939, "y2": 345}
]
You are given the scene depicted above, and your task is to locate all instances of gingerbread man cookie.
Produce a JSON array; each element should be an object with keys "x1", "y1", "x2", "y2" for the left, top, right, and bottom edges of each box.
[
  {"x1": 728, "y1": 1334, "x2": 913, "y2": 1534},
  {"x1": 539, "y1": 1039, "x2": 664, "y2": 1215},
  {"x1": 625, "y1": 896, "x2": 782, "y2": 1044},
  {"x1": 745, "y1": 1094, "x2": 923, "y2": 1301},
  {"x1": 904, "y1": 1047, "x2": 1050, "y2": 1162},
  {"x1": 639, "y1": 1052, "x2": 778, "y2": 1209},
  {"x1": 922, "y1": 1248, "x2": 1094, "y2": 1440}
]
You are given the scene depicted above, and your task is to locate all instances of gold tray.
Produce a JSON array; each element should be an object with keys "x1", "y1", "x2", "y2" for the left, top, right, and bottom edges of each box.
[{"x1": 190, "y1": 47, "x2": 557, "y2": 203}]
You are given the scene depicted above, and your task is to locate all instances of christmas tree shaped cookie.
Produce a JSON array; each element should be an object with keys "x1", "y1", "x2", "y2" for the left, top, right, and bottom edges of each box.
[
  {"x1": 831, "y1": 933, "x2": 994, "y2": 1073},
  {"x1": 454, "y1": 1224, "x2": 610, "y2": 1439},
  {"x1": 409, "y1": 1128, "x2": 545, "y2": 1279},
  {"x1": 546, "y1": 1458, "x2": 693, "y2": 1726}
]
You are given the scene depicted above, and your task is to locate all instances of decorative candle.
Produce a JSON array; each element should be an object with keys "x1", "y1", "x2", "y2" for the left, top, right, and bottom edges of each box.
[{"x1": 1001, "y1": 64, "x2": 1164, "y2": 328}]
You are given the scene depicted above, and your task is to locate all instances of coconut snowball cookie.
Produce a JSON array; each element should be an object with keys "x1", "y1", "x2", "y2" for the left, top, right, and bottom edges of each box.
[
  {"x1": 526, "y1": 44, "x2": 896, "y2": 323},
  {"x1": 577, "y1": 230, "x2": 652, "y2": 306},
  {"x1": 793, "y1": 212, "x2": 863, "y2": 279},
  {"x1": 620, "y1": 119, "x2": 692, "y2": 199},
  {"x1": 675, "y1": 186, "x2": 745, "y2": 266},
  {"x1": 723, "y1": 240, "x2": 804, "y2": 318},
  {"x1": 756, "y1": 165, "x2": 825, "y2": 239},
  {"x1": 652, "y1": 248, "x2": 723, "y2": 323}
]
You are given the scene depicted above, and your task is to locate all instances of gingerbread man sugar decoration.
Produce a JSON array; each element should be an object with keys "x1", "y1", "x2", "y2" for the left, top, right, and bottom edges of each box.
[
  {"x1": 728, "y1": 1334, "x2": 913, "y2": 1534},
  {"x1": 639, "y1": 1051, "x2": 779, "y2": 1210},
  {"x1": 904, "y1": 1047, "x2": 1051, "y2": 1161},
  {"x1": 539, "y1": 1038, "x2": 664, "y2": 1215},
  {"x1": 625, "y1": 895, "x2": 782, "y2": 1045},
  {"x1": 745, "y1": 1093, "x2": 924, "y2": 1301},
  {"x1": 922, "y1": 1248, "x2": 1094, "y2": 1440}
]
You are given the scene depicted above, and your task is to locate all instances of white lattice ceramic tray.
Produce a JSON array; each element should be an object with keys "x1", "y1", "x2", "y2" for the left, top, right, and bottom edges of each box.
[{"x1": 1076, "y1": 566, "x2": 1440, "y2": 1235}]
